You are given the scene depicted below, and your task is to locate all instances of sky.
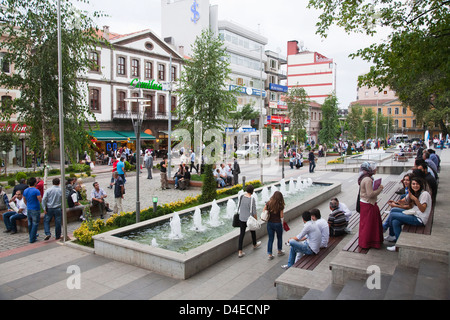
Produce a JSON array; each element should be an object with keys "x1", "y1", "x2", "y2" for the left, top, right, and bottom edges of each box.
[{"x1": 74, "y1": 0, "x2": 392, "y2": 109}]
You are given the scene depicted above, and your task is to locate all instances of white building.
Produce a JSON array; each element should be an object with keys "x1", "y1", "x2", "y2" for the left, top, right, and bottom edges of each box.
[{"x1": 86, "y1": 27, "x2": 184, "y2": 155}]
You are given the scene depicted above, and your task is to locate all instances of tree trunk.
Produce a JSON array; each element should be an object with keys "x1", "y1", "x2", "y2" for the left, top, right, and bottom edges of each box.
[{"x1": 40, "y1": 87, "x2": 48, "y2": 189}]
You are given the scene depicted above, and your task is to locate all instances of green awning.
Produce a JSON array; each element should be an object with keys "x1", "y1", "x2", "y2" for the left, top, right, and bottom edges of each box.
[
  {"x1": 90, "y1": 130, "x2": 128, "y2": 141},
  {"x1": 114, "y1": 131, "x2": 156, "y2": 140},
  {"x1": 90, "y1": 130, "x2": 155, "y2": 141}
]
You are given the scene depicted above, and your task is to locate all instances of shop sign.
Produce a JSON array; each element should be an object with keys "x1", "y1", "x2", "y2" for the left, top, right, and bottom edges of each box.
[
  {"x1": 229, "y1": 85, "x2": 266, "y2": 98},
  {"x1": 0, "y1": 122, "x2": 28, "y2": 133},
  {"x1": 269, "y1": 83, "x2": 288, "y2": 93},
  {"x1": 130, "y1": 78, "x2": 163, "y2": 91}
]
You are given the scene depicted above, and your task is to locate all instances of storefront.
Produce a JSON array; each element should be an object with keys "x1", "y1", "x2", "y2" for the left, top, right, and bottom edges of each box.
[
  {"x1": 89, "y1": 130, "x2": 156, "y2": 156},
  {"x1": 0, "y1": 122, "x2": 29, "y2": 167}
]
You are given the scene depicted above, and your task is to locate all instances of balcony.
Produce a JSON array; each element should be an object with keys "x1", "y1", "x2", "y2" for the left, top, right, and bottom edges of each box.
[{"x1": 112, "y1": 110, "x2": 179, "y2": 121}]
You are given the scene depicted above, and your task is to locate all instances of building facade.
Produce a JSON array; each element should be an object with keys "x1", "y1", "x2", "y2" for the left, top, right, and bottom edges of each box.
[{"x1": 86, "y1": 27, "x2": 184, "y2": 155}]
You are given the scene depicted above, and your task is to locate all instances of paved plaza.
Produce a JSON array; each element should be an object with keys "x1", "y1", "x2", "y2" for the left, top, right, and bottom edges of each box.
[{"x1": 0, "y1": 150, "x2": 448, "y2": 304}]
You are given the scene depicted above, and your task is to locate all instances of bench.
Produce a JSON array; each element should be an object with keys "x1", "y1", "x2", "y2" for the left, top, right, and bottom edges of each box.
[
  {"x1": 395, "y1": 156, "x2": 408, "y2": 162},
  {"x1": 0, "y1": 206, "x2": 86, "y2": 233},
  {"x1": 402, "y1": 206, "x2": 434, "y2": 235},
  {"x1": 293, "y1": 235, "x2": 344, "y2": 270},
  {"x1": 342, "y1": 180, "x2": 401, "y2": 254}
]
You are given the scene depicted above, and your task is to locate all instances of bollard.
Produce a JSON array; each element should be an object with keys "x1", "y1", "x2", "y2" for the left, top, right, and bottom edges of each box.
[
  {"x1": 242, "y1": 176, "x2": 246, "y2": 190},
  {"x1": 153, "y1": 196, "x2": 158, "y2": 213}
]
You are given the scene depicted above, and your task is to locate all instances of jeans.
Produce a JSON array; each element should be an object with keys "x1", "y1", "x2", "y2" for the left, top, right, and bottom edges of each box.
[
  {"x1": 44, "y1": 208, "x2": 62, "y2": 238},
  {"x1": 267, "y1": 222, "x2": 283, "y2": 255},
  {"x1": 383, "y1": 207, "x2": 405, "y2": 232},
  {"x1": 309, "y1": 160, "x2": 316, "y2": 173},
  {"x1": 27, "y1": 209, "x2": 41, "y2": 243},
  {"x1": 287, "y1": 239, "x2": 315, "y2": 267},
  {"x1": 387, "y1": 211, "x2": 423, "y2": 240},
  {"x1": 238, "y1": 220, "x2": 256, "y2": 251},
  {"x1": 2, "y1": 211, "x2": 26, "y2": 232}
]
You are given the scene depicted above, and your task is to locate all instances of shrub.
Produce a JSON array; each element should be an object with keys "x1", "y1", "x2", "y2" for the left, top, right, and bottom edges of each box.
[
  {"x1": 8, "y1": 179, "x2": 15, "y2": 187},
  {"x1": 15, "y1": 172, "x2": 27, "y2": 183},
  {"x1": 199, "y1": 164, "x2": 217, "y2": 204}
]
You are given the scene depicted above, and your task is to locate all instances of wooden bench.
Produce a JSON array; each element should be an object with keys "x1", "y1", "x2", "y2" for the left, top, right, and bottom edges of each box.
[
  {"x1": 293, "y1": 235, "x2": 344, "y2": 270},
  {"x1": 396, "y1": 156, "x2": 408, "y2": 162},
  {"x1": 402, "y1": 206, "x2": 434, "y2": 235}
]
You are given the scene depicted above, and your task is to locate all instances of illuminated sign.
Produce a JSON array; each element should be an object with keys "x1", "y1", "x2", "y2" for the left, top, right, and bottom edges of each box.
[
  {"x1": 130, "y1": 78, "x2": 162, "y2": 91},
  {"x1": 191, "y1": 0, "x2": 200, "y2": 24}
]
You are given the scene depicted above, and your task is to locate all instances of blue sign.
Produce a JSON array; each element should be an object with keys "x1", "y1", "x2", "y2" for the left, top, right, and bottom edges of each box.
[
  {"x1": 269, "y1": 83, "x2": 288, "y2": 93},
  {"x1": 191, "y1": 0, "x2": 200, "y2": 24},
  {"x1": 229, "y1": 85, "x2": 267, "y2": 98}
]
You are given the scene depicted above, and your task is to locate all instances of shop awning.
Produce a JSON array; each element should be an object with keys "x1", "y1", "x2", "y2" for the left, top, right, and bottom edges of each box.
[
  {"x1": 89, "y1": 130, "x2": 155, "y2": 141},
  {"x1": 89, "y1": 130, "x2": 128, "y2": 141},
  {"x1": 115, "y1": 131, "x2": 156, "y2": 140}
]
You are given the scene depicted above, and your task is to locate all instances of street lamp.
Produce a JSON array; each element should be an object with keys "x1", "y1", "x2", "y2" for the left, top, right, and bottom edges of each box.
[
  {"x1": 364, "y1": 120, "x2": 369, "y2": 147},
  {"x1": 338, "y1": 117, "x2": 346, "y2": 155},
  {"x1": 125, "y1": 90, "x2": 151, "y2": 223}
]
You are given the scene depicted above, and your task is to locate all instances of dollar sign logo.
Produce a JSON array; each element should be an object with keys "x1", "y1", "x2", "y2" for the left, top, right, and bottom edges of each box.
[{"x1": 191, "y1": 0, "x2": 200, "y2": 24}]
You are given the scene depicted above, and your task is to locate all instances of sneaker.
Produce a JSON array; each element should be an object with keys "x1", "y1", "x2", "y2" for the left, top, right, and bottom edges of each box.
[
  {"x1": 268, "y1": 255, "x2": 274, "y2": 260},
  {"x1": 281, "y1": 264, "x2": 290, "y2": 270},
  {"x1": 253, "y1": 241, "x2": 261, "y2": 249},
  {"x1": 384, "y1": 235, "x2": 396, "y2": 242},
  {"x1": 44, "y1": 235, "x2": 51, "y2": 241},
  {"x1": 387, "y1": 245, "x2": 397, "y2": 252},
  {"x1": 238, "y1": 252, "x2": 245, "y2": 258},
  {"x1": 277, "y1": 250, "x2": 285, "y2": 256}
]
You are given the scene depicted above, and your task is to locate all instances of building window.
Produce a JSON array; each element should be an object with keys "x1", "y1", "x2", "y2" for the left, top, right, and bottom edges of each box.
[
  {"x1": 158, "y1": 95, "x2": 165, "y2": 114},
  {"x1": 144, "y1": 94, "x2": 153, "y2": 117},
  {"x1": 171, "y1": 65, "x2": 177, "y2": 81},
  {"x1": 89, "y1": 88, "x2": 100, "y2": 112},
  {"x1": 1, "y1": 95, "x2": 12, "y2": 113},
  {"x1": 0, "y1": 53, "x2": 10, "y2": 73},
  {"x1": 387, "y1": 108, "x2": 392, "y2": 115},
  {"x1": 395, "y1": 108, "x2": 399, "y2": 115},
  {"x1": 131, "y1": 59, "x2": 140, "y2": 77},
  {"x1": 117, "y1": 91, "x2": 126, "y2": 112},
  {"x1": 394, "y1": 119, "x2": 399, "y2": 127},
  {"x1": 131, "y1": 92, "x2": 139, "y2": 113},
  {"x1": 117, "y1": 56, "x2": 126, "y2": 75},
  {"x1": 171, "y1": 96, "x2": 177, "y2": 112},
  {"x1": 412, "y1": 119, "x2": 416, "y2": 128},
  {"x1": 378, "y1": 108, "x2": 382, "y2": 114},
  {"x1": 158, "y1": 64, "x2": 165, "y2": 81},
  {"x1": 145, "y1": 61, "x2": 153, "y2": 79},
  {"x1": 89, "y1": 51, "x2": 100, "y2": 72},
  {"x1": 402, "y1": 119, "x2": 407, "y2": 128},
  {"x1": 402, "y1": 107, "x2": 407, "y2": 115}
]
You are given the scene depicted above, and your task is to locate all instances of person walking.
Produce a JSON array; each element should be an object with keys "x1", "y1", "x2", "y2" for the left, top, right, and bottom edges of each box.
[
  {"x1": 144, "y1": 151, "x2": 153, "y2": 179},
  {"x1": 42, "y1": 178, "x2": 62, "y2": 240},
  {"x1": 22, "y1": 177, "x2": 42, "y2": 243},
  {"x1": 263, "y1": 191, "x2": 285, "y2": 260},
  {"x1": 113, "y1": 172, "x2": 125, "y2": 214},
  {"x1": 308, "y1": 150, "x2": 316, "y2": 173},
  {"x1": 189, "y1": 150, "x2": 198, "y2": 173},
  {"x1": 232, "y1": 158, "x2": 240, "y2": 185},
  {"x1": 160, "y1": 156, "x2": 169, "y2": 190},
  {"x1": 358, "y1": 161, "x2": 384, "y2": 249},
  {"x1": 237, "y1": 184, "x2": 261, "y2": 258},
  {"x1": 116, "y1": 157, "x2": 126, "y2": 184}
]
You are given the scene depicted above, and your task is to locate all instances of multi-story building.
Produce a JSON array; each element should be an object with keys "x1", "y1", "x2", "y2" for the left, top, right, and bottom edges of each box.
[{"x1": 86, "y1": 27, "x2": 184, "y2": 155}]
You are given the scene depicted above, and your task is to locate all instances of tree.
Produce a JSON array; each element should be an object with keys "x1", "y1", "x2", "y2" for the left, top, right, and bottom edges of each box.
[
  {"x1": 0, "y1": 0, "x2": 107, "y2": 183},
  {"x1": 346, "y1": 105, "x2": 364, "y2": 141},
  {"x1": 308, "y1": 0, "x2": 450, "y2": 134},
  {"x1": 318, "y1": 94, "x2": 339, "y2": 146},
  {"x1": 229, "y1": 102, "x2": 260, "y2": 131},
  {"x1": 285, "y1": 87, "x2": 310, "y2": 146},
  {"x1": 0, "y1": 130, "x2": 16, "y2": 175}
]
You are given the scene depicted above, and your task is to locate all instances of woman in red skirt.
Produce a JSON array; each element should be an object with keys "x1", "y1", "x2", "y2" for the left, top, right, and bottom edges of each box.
[{"x1": 358, "y1": 161, "x2": 384, "y2": 249}]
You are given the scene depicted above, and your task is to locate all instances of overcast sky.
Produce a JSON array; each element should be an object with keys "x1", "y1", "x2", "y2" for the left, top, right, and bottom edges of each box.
[{"x1": 75, "y1": 0, "x2": 391, "y2": 109}]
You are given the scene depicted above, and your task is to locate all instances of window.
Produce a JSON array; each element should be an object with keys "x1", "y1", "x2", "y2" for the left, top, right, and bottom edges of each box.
[
  {"x1": 378, "y1": 108, "x2": 382, "y2": 114},
  {"x1": 0, "y1": 53, "x2": 10, "y2": 73},
  {"x1": 117, "y1": 56, "x2": 126, "y2": 75},
  {"x1": 89, "y1": 88, "x2": 100, "y2": 112},
  {"x1": 1, "y1": 95, "x2": 12, "y2": 113},
  {"x1": 394, "y1": 119, "x2": 399, "y2": 127},
  {"x1": 402, "y1": 107, "x2": 407, "y2": 115},
  {"x1": 395, "y1": 108, "x2": 399, "y2": 115},
  {"x1": 117, "y1": 91, "x2": 126, "y2": 111},
  {"x1": 131, "y1": 92, "x2": 139, "y2": 113},
  {"x1": 145, "y1": 61, "x2": 153, "y2": 79},
  {"x1": 171, "y1": 96, "x2": 177, "y2": 112},
  {"x1": 89, "y1": 51, "x2": 100, "y2": 72},
  {"x1": 131, "y1": 59, "x2": 139, "y2": 77},
  {"x1": 171, "y1": 65, "x2": 177, "y2": 81},
  {"x1": 412, "y1": 119, "x2": 417, "y2": 128},
  {"x1": 402, "y1": 119, "x2": 407, "y2": 128},
  {"x1": 158, "y1": 64, "x2": 165, "y2": 81},
  {"x1": 144, "y1": 94, "x2": 153, "y2": 117},
  {"x1": 158, "y1": 94, "x2": 165, "y2": 114},
  {"x1": 387, "y1": 108, "x2": 392, "y2": 115}
]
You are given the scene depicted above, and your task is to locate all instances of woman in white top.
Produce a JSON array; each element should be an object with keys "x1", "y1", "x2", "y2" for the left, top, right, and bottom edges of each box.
[{"x1": 386, "y1": 176, "x2": 432, "y2": 252}]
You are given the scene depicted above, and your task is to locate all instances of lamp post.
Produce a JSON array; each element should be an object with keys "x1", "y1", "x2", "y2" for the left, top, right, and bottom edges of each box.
[
  {"x1": 364, "y1": 120, "x2": 369, "y2": 148},
  {"x1": 125, "y1": 91, "x2": 151, "y2": 223},
  {"x1": 338, "y1": 117, "x2": 346, "y2": 155}
]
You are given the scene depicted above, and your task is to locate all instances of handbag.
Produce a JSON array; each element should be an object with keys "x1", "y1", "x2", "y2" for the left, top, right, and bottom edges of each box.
[
  {"x1": 232, "y1": 213, "x2": 240, "y2": 227},
  {"x1": 247, "y1": 215, "x2": 261, "y2": 231},
  {"x1": 283, "y1": 221, "x2": 290, "y2": 231},
  {"x1": 261, "y1": 209, "x2": 270, "y2": 222}
]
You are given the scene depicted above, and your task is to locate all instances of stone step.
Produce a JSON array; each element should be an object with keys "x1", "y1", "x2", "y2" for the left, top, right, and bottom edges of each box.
[
  {"x1": 414, "y1": 259, "x2": 449, "y2": 300},
  {"x1": 384, "y1": 265, "x2": 418, "y2": 300}
]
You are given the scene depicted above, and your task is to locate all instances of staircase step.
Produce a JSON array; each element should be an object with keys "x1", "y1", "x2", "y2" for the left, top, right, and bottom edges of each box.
[
  {"x1": 301, "y1": 289, "x2": 323, "y2": 300},
  {"x1": 358, "y1": 274, "x2": 392, "y2": 300},
  {"x1": 414, "y1": 260, "x2": 449, "y2": 300},
  {"x1": 384, "y1": 266, "x2": 418, "y2": 300},
  {"x1": 302, "y1": 284, "x2": 344, "y2": 300},
  {"x1": 336, "y1": 279, "x2": 366, "y2": 300}
]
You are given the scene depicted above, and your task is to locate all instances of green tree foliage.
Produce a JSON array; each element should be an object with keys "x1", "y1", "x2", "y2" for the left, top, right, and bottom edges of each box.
[
  {"x1": 0, "y1": 0, "x2": 108, "y2": 177},
  {"x1": 199, "y1": 164, "x2": 217, "y2": 204},
  {"x1": 318, "y1": 94, "x2": 339, "y2": 146},
  {"x1": 229, "y1": 103, "x2": 260, "y2": 131},
  {"x1": 308, "y1": 0, "x2": 450, "y2": 134},
  {"x1": 177, "y1": 29, "x2": 237, "y2": 131},
  {"x1": 285, "y1": 87, "x2": 310, "y2": 145}
]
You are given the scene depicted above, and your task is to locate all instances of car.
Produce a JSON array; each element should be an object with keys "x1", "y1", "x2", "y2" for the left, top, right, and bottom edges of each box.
[{"x1": 235, "y1": 144, "x2": 259, "y2": 158}]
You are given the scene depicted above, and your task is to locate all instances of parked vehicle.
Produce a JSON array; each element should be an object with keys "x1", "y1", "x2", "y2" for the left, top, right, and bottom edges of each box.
[
  {"x1": 393, "y1": 134, "x2": 409, "y2": 143},
  {"x1": 235, "y1": 144, "x2": 259, "y2": 158}
]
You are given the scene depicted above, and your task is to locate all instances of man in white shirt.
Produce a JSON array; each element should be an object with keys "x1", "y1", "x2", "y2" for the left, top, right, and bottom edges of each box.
[
  {"x1": 2, "y1": 190, "x2": 27, "y2": 234},
  {"x1": 282, "y1": 211, "x2": 322, "y2": 269},
  {"x1": 310, "y1": 208, "x2": 329, "y2": 248}
]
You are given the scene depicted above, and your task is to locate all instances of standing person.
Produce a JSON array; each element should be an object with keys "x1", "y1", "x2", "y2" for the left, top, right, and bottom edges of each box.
[
  {"x1": 232, "y1": 158, "x2": 240, "y2": 185},
  {"x1": 189, "y1": 150, "x2": 198, "y2": 173},
  {"x1": 22, "y1": 177, "x2": 42, "y2": 243},
  {"x1": 281, "y1": 210, "x2": 322, "y2": 269},
  {"x1": 42, "y1": 178, "x2": 62, "y2": 240},
  {"x1": 160, "y1": 156, "x2": 169, "y2": 190},
  {"x1": 112, "y1": 172, "x2": 125, "y2": 214},
  {"x1": 144, "y1": 151, "x2": 153, "y2": 179},
  {"x1": 116, "y1": 157, "x2": 126, "y2": 183},
  {"x1": 2, "y1": 190, "x2": 26, "y2": 234},
  {"x1": 0, "y1": 185, "x2": 10, "y2": 211},
  {"x1": 263, "y1": 191, "x2": 285, "y2": 260},
  {"x1": 237, "y1": 184, "x2": 261, "y2": 258},
  {"x1": 36, "y1": 177, "x2": 44, "y2": 197},
  {"x1": 358, "y1": 161, "x2": 384, "y2": 249},
  {"x1": 109, "y1": 158, "x2": 119, "y2": 189},
  {"x1": 308, "y1": 150, "x2": 316, "y2": 173}
]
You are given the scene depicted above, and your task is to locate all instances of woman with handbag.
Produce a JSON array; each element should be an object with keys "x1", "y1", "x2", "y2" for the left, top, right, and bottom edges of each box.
[
  {"x1": 238, "y1": 184, "x2": 261, "y2": 258},
  {"x1": 263, "y1": 191, "x2": 285, "y2": 260}
]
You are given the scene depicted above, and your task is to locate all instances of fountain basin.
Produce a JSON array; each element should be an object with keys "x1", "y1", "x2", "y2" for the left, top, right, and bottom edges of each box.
[{"x1": 93, "y1": 180, "x2": 341, "y2": 279}]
